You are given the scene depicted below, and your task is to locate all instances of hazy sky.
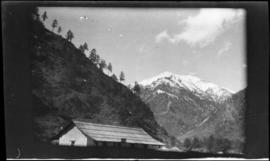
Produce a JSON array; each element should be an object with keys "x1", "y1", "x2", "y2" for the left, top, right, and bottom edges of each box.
[{"x1": 39, "y1": 7, "x2": 246, "y2": 92}]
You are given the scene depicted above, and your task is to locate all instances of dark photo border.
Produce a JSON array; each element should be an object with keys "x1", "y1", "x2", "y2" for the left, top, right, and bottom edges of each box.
[{"x1": 3, "y1": 1, "x2": 269, "y2": 159}]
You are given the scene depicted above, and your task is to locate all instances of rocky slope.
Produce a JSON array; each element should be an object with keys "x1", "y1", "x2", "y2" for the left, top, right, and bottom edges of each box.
[{"x1": 138, "y1": 72, "x2": 245, "y2": 152}]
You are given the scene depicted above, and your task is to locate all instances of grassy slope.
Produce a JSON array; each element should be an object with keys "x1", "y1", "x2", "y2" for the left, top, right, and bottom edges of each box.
[{"x1": 31, "y1": 24, "x2": 177, "y2": 146}]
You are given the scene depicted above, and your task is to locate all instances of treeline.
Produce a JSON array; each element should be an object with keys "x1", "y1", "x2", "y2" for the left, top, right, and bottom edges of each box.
[
  {"x1": 183, "y1": 135, "x2": 233, "y2": 153},
  {"x1": 39, "y1": 10, "x2": 126, "y2": 83},
  {"x1": 39, "y1": 10, "x2": 145, "y2": 103}
]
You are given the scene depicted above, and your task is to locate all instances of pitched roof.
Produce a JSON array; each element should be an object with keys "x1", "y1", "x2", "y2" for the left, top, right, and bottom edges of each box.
[{"x1": 73, "y1": 120, "x2": 165, "y2": 146}]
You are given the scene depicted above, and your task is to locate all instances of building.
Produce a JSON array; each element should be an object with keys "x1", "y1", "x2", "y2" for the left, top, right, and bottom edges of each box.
[{"x1": 51, "y1": 120, "x2": 165, "y2": 149}]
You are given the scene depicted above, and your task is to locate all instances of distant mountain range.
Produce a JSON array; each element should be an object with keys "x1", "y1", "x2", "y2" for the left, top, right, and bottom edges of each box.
[{"x1": 138, "y1": 72, "x2": 245, "y2": 153}]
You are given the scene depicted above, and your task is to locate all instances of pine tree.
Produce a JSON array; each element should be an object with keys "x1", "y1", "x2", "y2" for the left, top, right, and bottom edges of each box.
[
  {"x1": 57, "y1": 26, "x2": 62, "y2": 34},
  {"x1": 79, "y1": 45, "x2": 85, "y2": 53},
  {"x1": 133, "y1": 81, "x2": 141, "y2": 95},
  {"x1": 89, "y1": 49, "x2": 97, "y2": 63},
  {"x1": 83, "y1": 42, "x2": 88, "y2": 51},
  {"x1": 66, "y1": 30, "x2": 74, "y2": 42},
  {"x1": 112, "y1": 74, "x2": 118, "y2": 81},
  {"x1": 100, "y1": 59, "x2": 107, "y2": 71},
  {"x1": 41, "y1": 11, "x2": 48, "y2": 21},
  {"x1": 119, "y1": 71, "x2": 125, "y2": 82},
  {"x1": 108, "y1": 62, "x2": 112, "y2": 73},
  {"x1": 89, "y1": 48, "x2": 100, "y2": 66},
  {"x1": 51, "y1": 19, "x2": 58, "y2": 31}
]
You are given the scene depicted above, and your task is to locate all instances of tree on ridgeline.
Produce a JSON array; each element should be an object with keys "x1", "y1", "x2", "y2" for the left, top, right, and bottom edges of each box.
[
  {"x1": 51, "y1": 19, "x2": 58, "y2": 32},
  {"x1": 89, "y1": 48, "x2": 100, "y2": 66},
  {"x1": 57, "y1": 26, "x2": 62, "y2": 34},
  {"x1": 79, "y1": 45, "x2": 85, "y2": 53},
  {"x1": 119, "y1": 71, "x2": 125, "y2": 82},
  {"x1": 79, "y1": 42, "x2": 88, "y2": 54},
  {"x1": 83, "y1": 42, "x2": 89, "y2": 51},
  {"x1": 133, "y1": 81, "x2": 141, "y2": 95},
  {"x1": 89, "y1": 49, "x2": 97, "y2": 63},
  {"x1": 112, "y1": 74, "x2": 118, "y2": 81},
  {"x1": 66, "y1": 30, "x2": 74, "y2": 42},
  {"x1": 41, "y1": 11, "x2": 48, "y2": 21},
  {"x1": 108, "y1": 62, "x2": 112, "y2": 73},
  {"x1": 100, "y1": 59, "x2": 107, "y2": 71}
]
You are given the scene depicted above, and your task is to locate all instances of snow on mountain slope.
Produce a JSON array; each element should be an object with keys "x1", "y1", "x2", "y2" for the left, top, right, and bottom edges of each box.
[
  {"x1": 139, "y1": 71, "x2": 234, "y2": 101},
  {"x1": 156, "y1": 89, "x2": 178, "y2": 99},
  {"x1": 138, "y1": 72, "x2": 245, "y2": 153}
]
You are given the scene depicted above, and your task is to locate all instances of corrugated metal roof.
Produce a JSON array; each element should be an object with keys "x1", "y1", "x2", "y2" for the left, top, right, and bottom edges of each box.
[{"x1": 73, "y1": 120, "x2": 165, "y2": 146}]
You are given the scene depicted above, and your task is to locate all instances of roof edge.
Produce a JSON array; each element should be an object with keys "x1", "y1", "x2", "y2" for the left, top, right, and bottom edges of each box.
[{"x1": 72, "y1": 119, "x2": 143, "y2": 131}]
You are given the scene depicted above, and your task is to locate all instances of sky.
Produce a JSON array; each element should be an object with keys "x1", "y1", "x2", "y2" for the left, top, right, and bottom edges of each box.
[{"x1": 38, "y1": 7, "x2": 246, "y2": 92}]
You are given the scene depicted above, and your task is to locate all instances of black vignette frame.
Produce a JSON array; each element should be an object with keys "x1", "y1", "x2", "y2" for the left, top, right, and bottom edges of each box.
[{"x1": 2, "y1": 1, "x2": 269, "y2": 159}]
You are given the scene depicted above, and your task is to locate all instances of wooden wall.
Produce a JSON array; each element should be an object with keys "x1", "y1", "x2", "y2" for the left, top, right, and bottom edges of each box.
[{"x1": 59, "y1": 127, "x2": 95, "y2": 146}]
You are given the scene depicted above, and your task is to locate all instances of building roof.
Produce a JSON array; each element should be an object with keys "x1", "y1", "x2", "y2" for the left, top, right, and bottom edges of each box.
[{"x1": 73, "y1": 120, "x2": 165, "y2": 146}]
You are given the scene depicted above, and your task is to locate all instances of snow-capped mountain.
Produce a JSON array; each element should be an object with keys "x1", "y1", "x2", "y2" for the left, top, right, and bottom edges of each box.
[
  {"x1": 139, "y1": 71, "x2": 234, "y2": 102},
  {"x1": 138, "y1": 72, "x2": 245, "y2": 153}
]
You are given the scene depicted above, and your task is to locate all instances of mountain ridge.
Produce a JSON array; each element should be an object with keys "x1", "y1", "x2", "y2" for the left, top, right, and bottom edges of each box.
[
  {"x1": 139, "y1": 71, "x2": 234, "y2": 102},
  {"x1": 138, "y1": 72, "x2": 245, "y2": 153}
]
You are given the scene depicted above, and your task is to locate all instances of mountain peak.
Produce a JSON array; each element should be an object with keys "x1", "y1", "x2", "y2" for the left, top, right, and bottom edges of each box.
[
  {"x1": 139, "y1": 72, "x2": 202, "y2": 87},
  {"x1": 139, "y1": 72, "x2": 234, "y2": 101},
  {"x1": 157, "y1": 71, "x2": 175, "y2": 77}
]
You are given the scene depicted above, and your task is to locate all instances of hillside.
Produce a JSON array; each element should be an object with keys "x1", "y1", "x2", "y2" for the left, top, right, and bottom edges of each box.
[
  {"x1": 30, "y1": 18, "x2": 177, "y2": 147},
  {"x1": 215, "y1": 89, "x2": 246, "y2": 141},
  {"x1": 138, "y1": 72, "x2": 246, "y2": 153}
]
